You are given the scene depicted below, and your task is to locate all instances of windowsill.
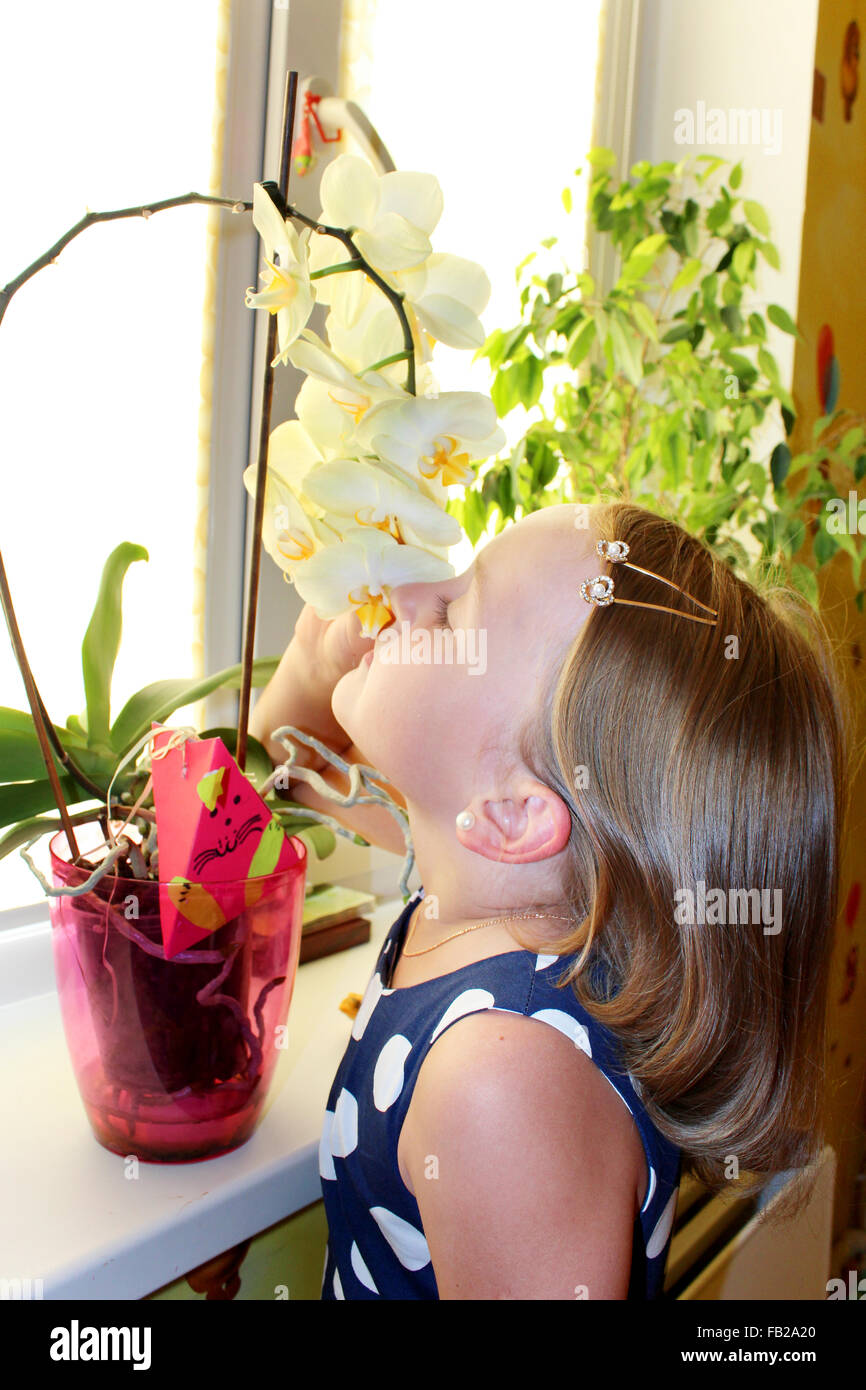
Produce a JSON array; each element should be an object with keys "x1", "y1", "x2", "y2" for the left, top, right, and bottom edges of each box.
[{"x1": 0, "y1": 856, "x2": 417, "y2": 1300}]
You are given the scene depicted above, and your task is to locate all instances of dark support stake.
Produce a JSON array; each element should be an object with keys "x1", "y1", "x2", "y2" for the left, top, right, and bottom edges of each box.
[
  {"x1": 237, "y1": 68, "x2": 299, "y2": 772},
  {"x1": 0, "y1": 549, "x2": 80, "y2": 860}
]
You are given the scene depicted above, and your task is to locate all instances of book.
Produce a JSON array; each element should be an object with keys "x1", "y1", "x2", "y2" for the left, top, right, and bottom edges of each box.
[
  {"x1": 301, "y1": 883, "x2": 377, "y2": 934},
  {"x1": 299, "y1": 915, "x2": 371, "y2": 965}
]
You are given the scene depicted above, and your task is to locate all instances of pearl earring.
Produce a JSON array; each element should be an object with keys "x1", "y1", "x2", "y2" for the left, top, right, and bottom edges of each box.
[{"x1": 456, "y1": 810, "x2": 475, "y2": 830}]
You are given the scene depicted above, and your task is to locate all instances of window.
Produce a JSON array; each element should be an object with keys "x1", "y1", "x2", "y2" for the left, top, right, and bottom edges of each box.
[
  {"x1": 340, "y1": 0, "x2": 605, "y2": 573},
  {"x1": 0, "y1": 0, "x2": 226, "y2": 911}
]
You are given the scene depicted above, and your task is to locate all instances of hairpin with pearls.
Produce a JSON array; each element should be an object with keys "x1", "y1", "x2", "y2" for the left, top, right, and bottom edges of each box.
[{"x1": 580, "y1": 539, "x2": 718, "y2": 626}]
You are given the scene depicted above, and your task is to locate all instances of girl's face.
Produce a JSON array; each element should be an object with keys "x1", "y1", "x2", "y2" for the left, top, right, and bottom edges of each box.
[{"x1": 332, "y1": 504, "x2": 601, "y2": 815}]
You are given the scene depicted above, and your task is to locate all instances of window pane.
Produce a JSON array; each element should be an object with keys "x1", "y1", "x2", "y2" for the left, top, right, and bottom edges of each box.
[
  {"x1": 341, "y1": 0, "x2": 604, "y2": 574},
  {"x1": 0, "y1": 0, "x2": 223, "y2": 908}
]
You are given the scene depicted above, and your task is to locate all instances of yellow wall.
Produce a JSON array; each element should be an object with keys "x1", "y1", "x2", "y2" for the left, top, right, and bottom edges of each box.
[{"x1": 790, "y1": 0, "x2": 866, "y2": 1242}]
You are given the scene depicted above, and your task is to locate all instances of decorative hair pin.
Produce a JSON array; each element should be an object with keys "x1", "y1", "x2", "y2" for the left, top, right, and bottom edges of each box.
[{"x1": 580, "y1": 539, "x2": 719, "y2": 626}]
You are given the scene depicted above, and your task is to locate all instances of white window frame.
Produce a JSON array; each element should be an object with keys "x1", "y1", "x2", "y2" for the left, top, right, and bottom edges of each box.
[{"x1": 207, "y1": 0, "x2": 347, "y2": 720}]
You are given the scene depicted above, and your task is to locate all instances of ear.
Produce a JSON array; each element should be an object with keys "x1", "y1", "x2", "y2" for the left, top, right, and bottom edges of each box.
[{"x1": 455, "y1": 781, "x2": 571, "y2": 864}]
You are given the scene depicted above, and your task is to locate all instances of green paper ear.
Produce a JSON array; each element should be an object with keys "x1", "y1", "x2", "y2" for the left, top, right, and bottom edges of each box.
[
  {"x1": 197, "y1": 766, "x2": 226, "y2": 811},
  {"x1": 248, "y1": 815, "x2": 286, "y2": 879}
]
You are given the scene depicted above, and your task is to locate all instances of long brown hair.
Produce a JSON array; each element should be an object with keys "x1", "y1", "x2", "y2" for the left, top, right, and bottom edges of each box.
[{"x1": 513, "y1": 501, "x2": 854, "y2": 1220}]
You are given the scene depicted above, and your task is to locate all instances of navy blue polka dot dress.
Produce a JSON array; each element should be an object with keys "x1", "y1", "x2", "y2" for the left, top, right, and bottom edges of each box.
[{"x1": 318, "y1": 887, "x2": 682, "y2": 1299}]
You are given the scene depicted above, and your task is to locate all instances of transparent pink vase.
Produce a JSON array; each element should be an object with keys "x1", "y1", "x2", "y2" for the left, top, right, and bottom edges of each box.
[{"x1": 48, "y1": 825, "x2": 306, "y2": 1162}]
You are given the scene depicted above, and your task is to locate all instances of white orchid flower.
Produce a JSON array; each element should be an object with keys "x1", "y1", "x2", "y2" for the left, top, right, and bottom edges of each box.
[
  {"x1": 307, "y1": 155, "x2": 488, "y2": 352},
  {"x1": 289, "y1": 524, "x2": 455, "y2": 637},
  {"x1": 301, "y1": 457, "x2": 462, "y2": 551},
  {"x1": 308, "y1": 155, "x2": 442, "y2": 296},
  {"x1": 355, "y1": 392, "x2": 506, "y2": 503},
  {"x1": 242, "y1": 455, "x2": 341, "y2": 574},
  {"x1": 319, "y1": 276, "x2": 435, "y2": 387},
  {"x1": 266, "y1": 419, "x2": 327, "y2": 501},
  {"x1": 245, "y1": 182, "x2": 315, "y2": 366},
  {"x1": 288, "y1": 330, "x2": 407, "y2": 432},
  {"x1": 324, "y1": 287, "x2": 406, "y2": 378},
  {"x1": 394, "y1": 253, "x2": 492, "y2": 350}
]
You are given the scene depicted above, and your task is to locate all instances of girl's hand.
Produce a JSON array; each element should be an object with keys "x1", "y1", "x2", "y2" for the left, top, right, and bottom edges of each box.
[
  {"x1": 292, "y1": 602, "x2": 377, "y2": 697},
  {"x1": 250, "y1": 603, "x2": 376, "y2": 767}
]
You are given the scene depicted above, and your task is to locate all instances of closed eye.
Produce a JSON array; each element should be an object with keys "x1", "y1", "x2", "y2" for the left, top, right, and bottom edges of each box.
[{"x1": 433, "y1": 593, "x2": 451, "y2": 629}]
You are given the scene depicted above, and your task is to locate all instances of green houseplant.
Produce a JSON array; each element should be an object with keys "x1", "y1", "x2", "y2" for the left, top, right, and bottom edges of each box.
[{"x1": 459, "y1": 149, "x2": 865, "y2": 608}]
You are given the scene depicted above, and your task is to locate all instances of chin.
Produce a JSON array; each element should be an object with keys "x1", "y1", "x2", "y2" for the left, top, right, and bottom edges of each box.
[
  {"x1": 332, "y1": 669, "x2": 402, "y2": 785},
  {"x1": 331, "y1": 665, "x2": 363, "y2": 742}
]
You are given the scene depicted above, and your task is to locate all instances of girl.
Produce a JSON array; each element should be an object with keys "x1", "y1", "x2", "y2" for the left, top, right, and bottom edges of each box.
[{"x1": 252, "y1": 499, "x2": 851, "y2": 1300}]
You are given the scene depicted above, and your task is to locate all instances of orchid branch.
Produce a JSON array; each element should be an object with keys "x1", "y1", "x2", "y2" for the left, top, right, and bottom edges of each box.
[
  {"x1": 0, "y1": 193, "x2": 252, "y2": 328},
  {"x1": 264, "y1": 725, "x2": 416, "y2": 902}
]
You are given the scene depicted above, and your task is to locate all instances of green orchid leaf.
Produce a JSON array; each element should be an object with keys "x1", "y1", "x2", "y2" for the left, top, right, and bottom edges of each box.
[
  {"x1": 0, "y1": 727, "x2": 56, "y2": 782},
  {"x1": 0, "y1": 727, "x2": 90, "y2": 784},
  {"x1": 0, "y1": 711, "x2": 105, "y2": 782},
  {"x1": 109, "y1": 657, "x2": 279, "y2": 756},
  {"x1": 0, "y1": 814, "x2": 80, "y2": 863},
  {"x1": 0, "y1": 707, "x2": 82, "y2": 748},
  {"x1": 81, "y1": 543, "x2": 149, "y2": 749},
  {"x1": 0, "y1": 776, "x2": 93, "y2": 833}
]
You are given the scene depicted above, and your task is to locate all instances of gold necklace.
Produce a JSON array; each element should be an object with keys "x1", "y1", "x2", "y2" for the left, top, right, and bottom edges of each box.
[{"x1": 402, "y1": 902, "x2": 573, "y2": 957}]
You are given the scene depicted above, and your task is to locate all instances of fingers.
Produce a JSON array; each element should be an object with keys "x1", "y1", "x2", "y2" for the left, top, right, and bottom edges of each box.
[{"x1": 331, "y1": 607, "x2": 375, "y2": 670}]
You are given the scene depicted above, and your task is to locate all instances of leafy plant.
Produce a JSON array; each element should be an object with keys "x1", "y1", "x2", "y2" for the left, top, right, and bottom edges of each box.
[
  {"x1": 456, "y1": 149, "x2": 866, "y2": 609},
  {"x1": 0, "y1": 543, "x2": 337, "y2": 869}
]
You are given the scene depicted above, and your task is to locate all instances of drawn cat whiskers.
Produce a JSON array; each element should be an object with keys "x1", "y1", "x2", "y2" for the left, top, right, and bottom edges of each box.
[{"x1": 192, "y1": 813, "x2": 263, "y2": 873}]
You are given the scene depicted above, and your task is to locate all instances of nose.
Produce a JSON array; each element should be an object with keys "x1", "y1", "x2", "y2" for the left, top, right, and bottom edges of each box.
[{"x1": 387, "y1": 581, "x2": 427, "y2": 626}]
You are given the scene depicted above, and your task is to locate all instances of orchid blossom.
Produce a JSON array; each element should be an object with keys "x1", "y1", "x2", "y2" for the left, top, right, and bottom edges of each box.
[
  {"x1": 244, "y1": 153, "x2": 504, "y2": 624},
  {"x1": 300, "y1": 457, "x2": 462, "y2": 554},
  {"x1": 242, "y1": 419, "x2": 342, "y2": 574},
  {"x1": 289, "y1": 524, "x2": 455, "y2": 637},
  {"x1": 355, "y1": 393, "x2": 506, "y2": 505},
  {"x1": 308, "y1": 155, "x2": 490, "y2": 353},
  {"x1": 242, "y1": 454, "x2": 341, "y2": 575},
  {"x1": 244, "y1": 182, "x2": 315, "y2": 366}
]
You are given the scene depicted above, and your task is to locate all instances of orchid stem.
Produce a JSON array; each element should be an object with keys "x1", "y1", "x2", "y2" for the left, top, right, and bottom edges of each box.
[
  {"x1": 0, "y1": 188, "x2": 256, "y2": 850},
  {"x1": 309, "y1": 262, "x2": 361, "y2": 280},
  {"x1": 0, "y1": 193, "x2": 252, "y2": 330},
  {"x1": 363, "y1": 349, "x2": 414, "y2": 374},
  {"x1": 237, "y1": 69, "x2": 299, "y2": 773},
  {"x1": 262, "y1": 183, "x2": 417, "y2": 398},
  {"x1": 0, "y1": 548, "x2": 80, "y2": 860}
]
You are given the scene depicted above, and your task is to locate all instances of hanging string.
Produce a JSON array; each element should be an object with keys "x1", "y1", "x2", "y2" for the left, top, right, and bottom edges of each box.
[
  {"x1": 103, "y1": 726, "x2": 198, "y2": 850},
  {"x1": 20, "y1": 726, "x2": 199, "y2": 898}
]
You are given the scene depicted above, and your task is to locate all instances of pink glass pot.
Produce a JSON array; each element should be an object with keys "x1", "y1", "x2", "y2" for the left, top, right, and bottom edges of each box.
[{"x1": 47, "y1": 824, "x2": 306, "y2": 1162}]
